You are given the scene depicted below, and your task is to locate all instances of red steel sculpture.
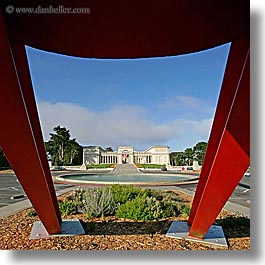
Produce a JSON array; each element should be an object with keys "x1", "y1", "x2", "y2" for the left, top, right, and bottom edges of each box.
[{"x1": 0, "y1": 0, "x2": 249, "y2": 239}]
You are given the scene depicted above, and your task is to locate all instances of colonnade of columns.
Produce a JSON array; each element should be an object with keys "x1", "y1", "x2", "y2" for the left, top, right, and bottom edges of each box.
[
  {"x1": 100, "y1": 155, "x2": 118, "y2": 164},
  {"x1": 99, "y1": 154, "x2": 153, "y2": 164},
  {"x1": 134, "y1": 154, "x2": 152, "y2": 164}
]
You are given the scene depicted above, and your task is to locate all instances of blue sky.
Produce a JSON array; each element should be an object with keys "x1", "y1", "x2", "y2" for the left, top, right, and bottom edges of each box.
[{"x1": 26, "y1": 43, "x2": 230, "y2": 152}]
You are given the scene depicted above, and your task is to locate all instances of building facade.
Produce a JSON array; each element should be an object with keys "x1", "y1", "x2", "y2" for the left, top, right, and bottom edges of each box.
[{"x1": 83, "y1": 145, "x2": 170, "y2": 165}]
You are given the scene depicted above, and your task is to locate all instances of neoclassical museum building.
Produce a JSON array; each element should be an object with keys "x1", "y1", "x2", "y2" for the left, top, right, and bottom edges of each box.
[{"x1": 83, "y1": 145, "x2": 170, "y2": 165}]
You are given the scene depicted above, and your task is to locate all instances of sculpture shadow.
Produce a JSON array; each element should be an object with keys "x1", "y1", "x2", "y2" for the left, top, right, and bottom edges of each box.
[
  {"x1": 79, "y1": 216, "x2": 250, "y2": 239},
  {"x1": 80, "y1": 218, "x2": 172, "y2": 237}
]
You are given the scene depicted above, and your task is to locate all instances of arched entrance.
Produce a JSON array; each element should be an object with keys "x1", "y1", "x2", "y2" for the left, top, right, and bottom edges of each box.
[{"x1": 121, "y1": 150, "x2": 129, "y2": 164}]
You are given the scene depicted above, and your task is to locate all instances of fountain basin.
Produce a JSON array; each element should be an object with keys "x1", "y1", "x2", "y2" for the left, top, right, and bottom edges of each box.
[{"x1": 56, "y1": 173, "x2": 198, "y2": 186}]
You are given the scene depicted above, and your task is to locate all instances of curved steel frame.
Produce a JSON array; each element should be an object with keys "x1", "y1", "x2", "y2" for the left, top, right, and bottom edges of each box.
[{"x1": 0, "y1": 1, "x2": 249, "y2": 239}]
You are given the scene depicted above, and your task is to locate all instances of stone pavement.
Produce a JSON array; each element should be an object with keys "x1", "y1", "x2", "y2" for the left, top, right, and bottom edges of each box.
[{"x1": 110, "y1": 163, "x2": 141, "y2": 174}]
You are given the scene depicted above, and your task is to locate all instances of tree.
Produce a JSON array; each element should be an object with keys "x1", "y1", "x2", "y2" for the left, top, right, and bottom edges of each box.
[
  {"x1": 105, "y1": 147, "x2": 113, "y2": 152},
  {"x1": 45, "y1": 126, "x2": 82, "y2": 166},
  {"x1": 170, "y1": 141, "x2": 208, "y2": 166},
  {"x1": 170, "y1": 151, "x2": 186, "y2": 166},
  {"x1": 65, "y1": 139, "x2": 83, "y2": 165},
  {"x1": 193, "y1": 141, "x2": 208, "y2": 165},
  {"x1": 184, "y1": 147, "x2": 193, "y2": 166},
  {"x1": 0, "y1": 147, "x2": 10, "y2": 169}
]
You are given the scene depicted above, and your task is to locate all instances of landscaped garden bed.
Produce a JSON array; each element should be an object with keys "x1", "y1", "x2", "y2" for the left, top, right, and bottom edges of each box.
[{"x1": 0, "y1": 185, "x2": 250, "y2": 250}]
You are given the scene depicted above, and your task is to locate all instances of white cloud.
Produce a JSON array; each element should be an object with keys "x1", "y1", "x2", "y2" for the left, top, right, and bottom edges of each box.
[
  {"x1": 37, "y1": 101, "x2": 213, "y2": 151},
  {"x1": 175, "y1": 118, "x2": 213, "y2": 138},
  {"x1": 158, "y1": 95, "x2": 214, "y2": 116},
  {"x1": 37, "y1": 101, "x2": 173, "y2": 150}
]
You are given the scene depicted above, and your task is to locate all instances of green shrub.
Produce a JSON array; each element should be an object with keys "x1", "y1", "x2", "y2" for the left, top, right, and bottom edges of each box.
[
  {"x1": 66, "y1": 188, "x2": 86, "y2": 213},
  {"x1": 145, "y1": 197, "x2": 163, "y2": 219},
  {"x1": 111, "y1": 184, "x2": 147, "y2": 205},
  {"x1": 67, "y1": 188, "x2": 85, "y2": 204},
  {"x1": 61, "y1": 184, "x2": 188, "y2": 221},
  {"x1": 27, "y1": 210, "x2": 37, "y2": 217},
  {"x1": 161, "y1": 191, "x2": 187, "y2": 203},
  {"x1": 113, "y1": 185, "x2": 186, "y2": 220},
  {"x1": 180, "y1": 205, "x2": 191, "y2": 217},
  {"x1": 145, "y1": 190, "x2": 184, "y2": 218},
  {"x1": 161, "y1": 201, "x2": 182, "y2": 218},
  {"x1": 115, "y1": 195, "x2": 181, "y2": 221},
  {"x1": 59, "y1": 200, "x2": 77, "y2": 217},
  {"x1": 84, "y1": 187, "x2": 116, "y2": 218},
  {"x1": 115, "y1": 196, "x2": 155, "y2": 221}
]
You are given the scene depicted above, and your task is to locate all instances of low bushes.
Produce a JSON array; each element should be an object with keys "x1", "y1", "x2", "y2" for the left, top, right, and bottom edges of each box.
[
  {"x1": 61, "y1": 185, "x2": 190, "y2": 221},
  {"x1": 111, "y1": 184, "x2": 149, "y2": 205},
  {"x1": 58, "y1": 200, "x2": 77, "y2": 217},
  {"x1": 139, "y1": 164, "x2": 165, "y2": 169},
  {"x1": 85, "y1": 164, "x2": 113, "y2": 169},
  {"x1": 83, "y1": 187, "x2": 116, "y2": 218}
]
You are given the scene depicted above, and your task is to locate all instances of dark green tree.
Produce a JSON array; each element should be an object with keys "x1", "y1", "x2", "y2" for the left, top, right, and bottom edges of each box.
[
  {"x1": 170, "y1": 141, "x2": 208, "y2": 166},
  {"x1": 184, "y1": 147, "x2": 193, "y2": 166},
  {"x1": 0, "y1": 147, "x2": 10, "y2": 169},
  {"x1": 170, "y1": 151, "x2": 186, "y2": 166},
  {"x1": 105, "y1": 147, "x2": 113, "y2": 152},
  {"x1": 45, "y1": 126, "x2": 82, "y2": 166},
  {"x1": 193, "y1": 141, "x2": 208, "y2": 165},
  {"x1": 65, "y1": 139, "x2": 83, "y2": 165}
]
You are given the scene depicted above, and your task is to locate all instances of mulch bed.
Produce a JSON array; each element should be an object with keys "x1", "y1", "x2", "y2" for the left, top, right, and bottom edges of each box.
[{"x1": 0, "y1": 190, "x2": 250, "y2": 250}]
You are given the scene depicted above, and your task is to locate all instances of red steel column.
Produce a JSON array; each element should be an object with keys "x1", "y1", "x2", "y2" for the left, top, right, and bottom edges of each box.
[
  {"x1": 10, "y1": 43, "x2": 61, "y2": 222},
  {"x1": 188, "y1": 39, "x2": 250, "y2": 225},
  {"x1": 188, "y1": 48, "x2": 250, "y2": 239},
  {"x1": 0, "y1": 12, "x2": 61, "y2": 234}
]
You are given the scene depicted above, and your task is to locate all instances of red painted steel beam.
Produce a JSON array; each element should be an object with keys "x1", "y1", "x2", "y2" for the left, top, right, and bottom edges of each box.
[
  {"x1": 0, "y1": 12, "x2": 61, "y2": 234},
  {"x1": 188, "y1": 39, "x2": 250, "y2": 225},
  {"x1": 188, "y1": 48, "x2": 250, "y2": 239},
  {"x1": 10, "y1": 43, "x2": 61, "y2": 223}
]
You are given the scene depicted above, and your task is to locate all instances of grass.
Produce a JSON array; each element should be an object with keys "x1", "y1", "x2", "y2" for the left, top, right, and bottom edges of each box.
[
  {"x1": 137, "y1": 164, "x2": 165, "y2": 169},
  {"x1": 86, "y1": 164, "x2": 114, "y2": 169}
]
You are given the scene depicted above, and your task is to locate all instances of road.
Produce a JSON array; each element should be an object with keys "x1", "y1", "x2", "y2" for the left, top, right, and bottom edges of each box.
[
  {"x1": 171, "y1": 175, "x2": 250, "y2": 208},
  {"x1": 0, "y1": 171, "x2": 74, "y2": 209}
]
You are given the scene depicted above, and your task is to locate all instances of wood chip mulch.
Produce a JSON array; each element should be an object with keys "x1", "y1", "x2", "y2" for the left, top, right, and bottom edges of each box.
[{"x1": 0, "y1": 191, "x2": 250, "y2": 250}]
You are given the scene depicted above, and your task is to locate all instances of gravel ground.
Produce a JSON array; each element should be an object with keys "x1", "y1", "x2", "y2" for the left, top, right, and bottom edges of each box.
[{"x1": 0, "y1": 191, "x2": 250, "y2": 250}]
